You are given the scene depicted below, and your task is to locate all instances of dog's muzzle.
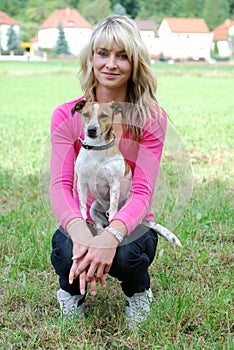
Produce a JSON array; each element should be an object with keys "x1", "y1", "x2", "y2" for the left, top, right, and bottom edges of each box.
[{"x1": 87, "y1": 125, "x2": 98, "y2": 138}]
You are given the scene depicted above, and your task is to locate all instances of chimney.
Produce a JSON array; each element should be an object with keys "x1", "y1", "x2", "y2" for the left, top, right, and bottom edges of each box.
[{"x1": 65, "y1": 8, "x2": 71, "y2": 17}]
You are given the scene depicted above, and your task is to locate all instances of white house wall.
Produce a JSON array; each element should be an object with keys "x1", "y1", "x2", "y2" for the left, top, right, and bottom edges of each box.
[
  {"x1": 158, "y1": 20, "x2": 213, "y2": 60},
  {"x1": 216, "y1": 40, "x2": 231, "y2": 56},
  {"x1": 38, "y1": 27, "x2": 92, "y2": 55},
  {"x1": 140, "y1": 30, "x2": 161, "y2": 57},
  {"x1": 38, "y1": 28, "x2": 58, "y2": 49},
  {"x1": 64, "y1": 28, "x2": 92, "y2": 55}
]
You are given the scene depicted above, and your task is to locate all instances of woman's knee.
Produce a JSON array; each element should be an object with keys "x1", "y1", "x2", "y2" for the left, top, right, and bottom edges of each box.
[
  {"x1": 109, "y1": 229, "x2": 158, "y2": 280},
  {"x1": 51, "y1": 228, "x2": 73, "y2": 278}
]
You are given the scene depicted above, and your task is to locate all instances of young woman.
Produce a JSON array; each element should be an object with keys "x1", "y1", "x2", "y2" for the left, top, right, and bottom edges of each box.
[{"x1": 50, "y1": 15, "x2": 167, "y2": 328}]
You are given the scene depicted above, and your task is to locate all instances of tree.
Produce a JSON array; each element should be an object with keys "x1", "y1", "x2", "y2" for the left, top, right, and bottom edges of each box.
[
  {"x1": 119, "y1": 0, "x2": 141, "y2": 18},
  {"x1": 113, "y1": 4, "x2": 127, "y2": 16},
  {"x1": 56, "y1": 23, "x2": 70, "y2": 55},
  {"x1": 78, "y1": 0, "x2": 112, "y2": 25},
  {"x1": 68, "y1": 0, "x2": 80, "y2": 7},
  {"x1": 137, "y1": 0, "x2": 172, "y2": 23},
  {"x1": 203, "y1": 0, "x2": 230, "y2": 30},
  {"x1": 7, "y1": 26, "x2": 19, "y2": 51},
  {"x1": 227, "y1": 0, "x2": 234, "y2": 15},
  {"x1": 170, "y1": 0, "x2": 183, "y2": 17}
]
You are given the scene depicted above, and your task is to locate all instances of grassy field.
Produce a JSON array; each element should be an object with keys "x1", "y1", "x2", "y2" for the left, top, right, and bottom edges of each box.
[{"x1": 0, "y1": 60, "x2": 233, "y2": 349}]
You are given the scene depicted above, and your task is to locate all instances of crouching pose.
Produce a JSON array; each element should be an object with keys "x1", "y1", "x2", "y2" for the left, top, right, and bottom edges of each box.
[{"x1": 50, "y1": 15, "x2": 168, "y2": 328}]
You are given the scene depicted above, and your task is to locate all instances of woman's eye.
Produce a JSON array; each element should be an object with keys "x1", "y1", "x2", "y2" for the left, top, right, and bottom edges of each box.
[
  {"x1": 118, "y1": 53, "x2": 128, "y2": 59},
  {"x1": 97, "y1": 50, "x2": 108, "y2": 57}
]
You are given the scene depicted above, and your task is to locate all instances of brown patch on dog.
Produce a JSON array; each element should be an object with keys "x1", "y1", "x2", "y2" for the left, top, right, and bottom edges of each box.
[{"x1": 124, "y1": 160, "x2": 131, "y2": 176}]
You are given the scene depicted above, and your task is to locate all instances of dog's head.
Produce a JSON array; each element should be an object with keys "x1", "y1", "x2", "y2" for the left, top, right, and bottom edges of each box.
[{"x1": 71, "y1": 100, "x2": 123, "y2": 139}]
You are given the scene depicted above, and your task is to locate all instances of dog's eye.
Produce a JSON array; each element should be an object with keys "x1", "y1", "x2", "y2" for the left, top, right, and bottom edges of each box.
[
  {"x1": 99, "y1": 113, "x2": 108, "y2": 119},
  {"x1": 83, "y1": 112, "x2": 90, "y2": 118}
]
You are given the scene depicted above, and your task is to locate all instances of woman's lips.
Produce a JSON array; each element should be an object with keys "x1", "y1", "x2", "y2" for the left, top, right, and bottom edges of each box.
[{"x1": 102, "y1": 72, "x2": 120, "y2": 78}]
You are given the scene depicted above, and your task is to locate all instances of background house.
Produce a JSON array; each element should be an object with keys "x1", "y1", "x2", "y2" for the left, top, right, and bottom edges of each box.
[
  {"x1": 134, "y1": 18, "x2": 161, "y2": 59},
  {"x1": 158, "y1": 18, "x2": 213, "y2": 61},
  {"x1": 38, "y1": 8, "x2": 92, "y2": 56},
  {"x1": 213, "y1": 19, "x2": 234, "y2": 57},
  {"x1": 0, "y1": 10, "x2": 19, "y2": 51}
]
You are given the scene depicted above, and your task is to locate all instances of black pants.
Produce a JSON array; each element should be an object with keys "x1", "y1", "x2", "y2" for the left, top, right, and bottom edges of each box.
[{"x1": 51, "y1": 224, "x2": 158, "y2": 298}]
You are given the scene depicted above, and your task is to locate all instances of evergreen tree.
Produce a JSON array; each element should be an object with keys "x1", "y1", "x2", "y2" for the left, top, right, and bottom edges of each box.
[
  {"x1": 118, "y1": 0, "x2": 141, "y2": 18},
  {"x1": 227, "y1": 0, "x2": 234, "y2": 15},
  {"x1": 7, "y1": 26, "x2": 19, "y2": 51},
  {"x1": 56, "y1": 23, "x2": 70, "y2": 55},
  {"x1": 113, "y1": 4, "x2": 127, "y2": 16}
]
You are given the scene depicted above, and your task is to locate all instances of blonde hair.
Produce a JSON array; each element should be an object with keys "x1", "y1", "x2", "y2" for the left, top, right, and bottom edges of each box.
[{"x1": 78, "y1": 15, "x2": 160, "y2": 139}]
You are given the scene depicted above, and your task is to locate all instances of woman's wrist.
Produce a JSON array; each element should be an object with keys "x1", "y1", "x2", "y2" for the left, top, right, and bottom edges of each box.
[
  {"x1": 104, "y1": 226, "x2": 124, "y2": 243},
  {"x1": 104, "y1": 220, "x2": 127, "y2": 244},
  {"x1": 108, "y1": 219, "x2": 127, "y2": 236},
  {"x1": 66, "y1": 218, "x2": 92, "y2": 244}
]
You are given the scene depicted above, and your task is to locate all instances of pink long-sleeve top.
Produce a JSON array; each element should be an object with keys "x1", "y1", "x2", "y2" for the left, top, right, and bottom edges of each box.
[{"x1": 50, "y1": 97, "x2": 167, "y2": 235}]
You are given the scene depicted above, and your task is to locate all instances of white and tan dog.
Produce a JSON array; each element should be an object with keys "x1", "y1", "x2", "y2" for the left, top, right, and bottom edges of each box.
[
  {"x1": 72, "y1": 100, "x2": 132, "y2": 231},
  {"x1": 72, "y1": 100, "x2": 182, "y2": 247}
]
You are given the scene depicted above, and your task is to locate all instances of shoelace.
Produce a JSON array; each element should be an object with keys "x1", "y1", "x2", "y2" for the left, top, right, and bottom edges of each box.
[{"x1": 61, "y1": 295, "x2": 79, "y2": 314}]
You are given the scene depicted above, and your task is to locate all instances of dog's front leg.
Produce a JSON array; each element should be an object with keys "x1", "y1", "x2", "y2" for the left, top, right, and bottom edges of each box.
[
  {"x1": 108, "y1": 179, "x2": 121, "y2": 221},
  {"x1": 77, "y1": 181, "x2": 88, "y2": 221}
]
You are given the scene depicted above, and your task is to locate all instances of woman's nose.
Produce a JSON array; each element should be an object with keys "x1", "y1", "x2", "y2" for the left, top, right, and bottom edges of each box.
[{"x1": 106, "y1": 55, "x2": 117, "y2": 69}]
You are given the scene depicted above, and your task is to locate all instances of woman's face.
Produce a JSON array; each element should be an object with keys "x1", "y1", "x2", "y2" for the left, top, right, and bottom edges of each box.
[{"x1": 93, "y1": 40, "x2": 132, "y2": 92}]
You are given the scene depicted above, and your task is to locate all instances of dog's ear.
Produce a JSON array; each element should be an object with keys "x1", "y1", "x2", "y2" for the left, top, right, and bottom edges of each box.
[
  {"x1": 110, "y1": 101, "x2": 123, "y2": 116},
  {"x1": 71, "y1": 100, "x2": 87, "y2": 117}
]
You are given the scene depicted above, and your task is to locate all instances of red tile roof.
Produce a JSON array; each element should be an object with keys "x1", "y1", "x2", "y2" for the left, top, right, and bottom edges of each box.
[
  {"x1": 213, "y1": 19, "x2": 234, "y2": 41},
  {"x1": 0, "y1": 10, "x2": 18, "y2": 25},
  {"x1": 30, "y1": 35, "x2": 38, "y2": 43},
  {"x1": 163, "y1": 17, "x2": 210, "y2": 33},
  {"x1": 39, "y1": 8, "x2": 92, "y2": 30}
]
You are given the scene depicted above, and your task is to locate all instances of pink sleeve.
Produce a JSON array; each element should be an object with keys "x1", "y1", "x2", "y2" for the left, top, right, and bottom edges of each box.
[
  {"x1": 111, "y1": 109, "x2": 167, "y2": 234},
  {"x1": 50, "y1": 101, "x2": 167, "y2": 233},
  {"x1": 49, "y1": 99, "x2": 84, "y2": 229}
]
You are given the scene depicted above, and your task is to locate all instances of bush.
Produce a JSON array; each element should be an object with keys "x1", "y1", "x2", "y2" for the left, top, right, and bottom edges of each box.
[
  {"x1": 211, "y1": 55, "x2": 230, "y2": 61},
  {"x1": 1, "y1": 47, "x2": 26, "y2": 56}
]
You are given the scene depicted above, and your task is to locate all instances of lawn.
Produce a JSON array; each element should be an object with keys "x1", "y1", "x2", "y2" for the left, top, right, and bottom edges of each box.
[{"x1": 0, "y1": 60, "x2": 233, "y2": 349}]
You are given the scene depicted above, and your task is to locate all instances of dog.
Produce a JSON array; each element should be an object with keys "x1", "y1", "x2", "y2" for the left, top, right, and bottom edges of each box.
[
  {"x1": 72, "y1": 100, "x2": 182, "y2": 247},
  {"x1": 72, "y1": 100, "x2": 132, "y2": 231}
]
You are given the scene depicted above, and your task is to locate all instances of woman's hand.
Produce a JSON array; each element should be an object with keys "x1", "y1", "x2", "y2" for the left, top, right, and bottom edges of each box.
[
  {"x1": 70, "y1": 230, "x2": 119, "y2": 294},
  {"x1": 67, "y1": 218, "x2": 93, "y2": 287}
]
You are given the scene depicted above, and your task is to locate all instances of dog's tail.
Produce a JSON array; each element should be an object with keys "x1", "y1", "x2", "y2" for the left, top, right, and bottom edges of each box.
[{"x1": 142, "y1": 220, "x2": 182, "y2": 247}]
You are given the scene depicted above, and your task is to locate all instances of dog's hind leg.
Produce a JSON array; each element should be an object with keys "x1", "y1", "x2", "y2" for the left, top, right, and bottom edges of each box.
[{"x1": 90, "y1": 200, "x2": 109, "y2": 231}]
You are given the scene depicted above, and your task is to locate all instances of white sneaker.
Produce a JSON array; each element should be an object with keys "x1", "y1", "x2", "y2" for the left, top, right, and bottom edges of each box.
[
  {"x1": 126, "y1": 288, "x2": 153, "y2": 328},
  {"x1": 57, "y1": 289, "x2": 85, "y2": 319}
]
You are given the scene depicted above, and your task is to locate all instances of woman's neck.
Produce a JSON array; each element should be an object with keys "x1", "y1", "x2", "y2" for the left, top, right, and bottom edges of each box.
[{"x1": 95, "y1": 86, "x2": 127, "y2": 103}]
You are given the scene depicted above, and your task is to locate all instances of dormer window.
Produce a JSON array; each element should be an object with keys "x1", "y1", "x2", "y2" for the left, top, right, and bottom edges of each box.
[{"x1": 67, "y1": 21, "x2": 74, "y2": 26}]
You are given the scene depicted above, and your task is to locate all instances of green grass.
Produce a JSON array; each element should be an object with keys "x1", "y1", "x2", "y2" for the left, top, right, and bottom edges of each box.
[{"x1": 0, "y1": 60, "x2": 233, "y2": 349}]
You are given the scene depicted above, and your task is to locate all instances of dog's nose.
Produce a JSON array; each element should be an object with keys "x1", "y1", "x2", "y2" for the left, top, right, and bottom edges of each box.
[{"x1": 87, "y1": 125, "x2": 97, "y2": 138}]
